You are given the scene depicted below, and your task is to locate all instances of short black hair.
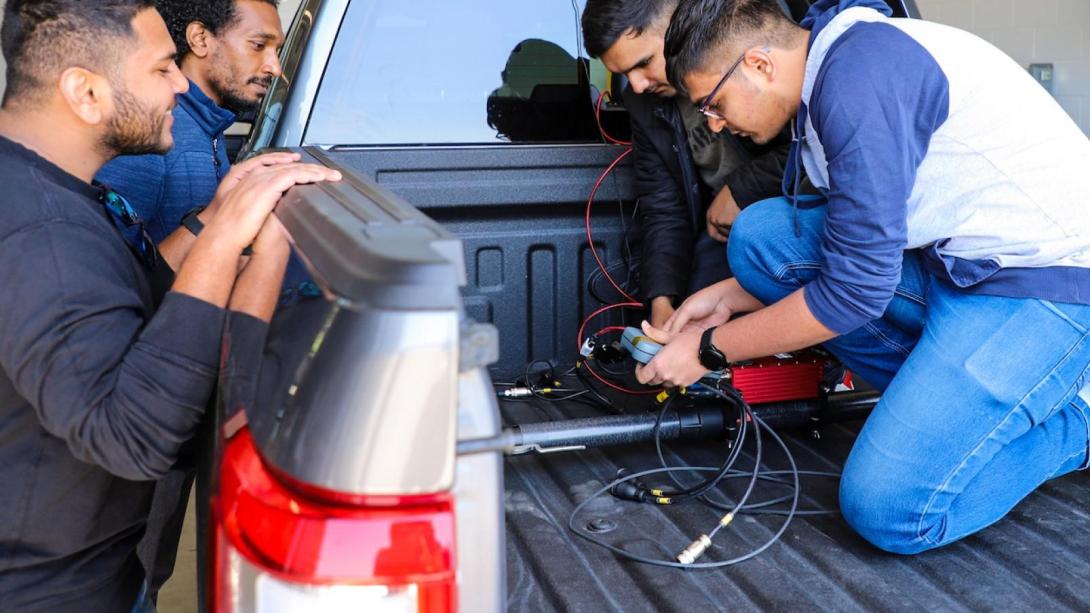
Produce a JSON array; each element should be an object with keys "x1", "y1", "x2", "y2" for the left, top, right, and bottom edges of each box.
[
  {"x1": 2, "y1": 0, "x2": 155, "y2": 107},
  {"x1": 154, "y1": 0, "x2": 279, "y2": 58},
  {"x1": 581, "y1": 0, "x2": 678, "y2": 58},
  {"x1": 664, "y1": 0, "x2": 799, "y2": 94}
]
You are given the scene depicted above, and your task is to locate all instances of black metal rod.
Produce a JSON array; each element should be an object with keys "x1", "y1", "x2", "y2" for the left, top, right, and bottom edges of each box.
[{"x1": 456, "y1": 390, "x2": 880, "y2": 456}]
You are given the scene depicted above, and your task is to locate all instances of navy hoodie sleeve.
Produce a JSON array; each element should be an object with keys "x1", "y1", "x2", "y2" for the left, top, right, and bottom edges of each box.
[
  {"x1": 803, "y1": 23, "x2": 949, "y2": 334},
  {"x1": 0, "y1": 219, "x2": 225, "y2": 481}
]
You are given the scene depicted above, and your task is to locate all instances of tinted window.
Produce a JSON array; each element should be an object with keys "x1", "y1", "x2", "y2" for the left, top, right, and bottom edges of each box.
[{"x1": 306, "y1": 0, "x2": 600, "y2": 146}]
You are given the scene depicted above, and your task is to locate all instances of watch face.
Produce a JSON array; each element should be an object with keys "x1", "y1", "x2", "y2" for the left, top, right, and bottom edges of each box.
[
  {"x1": 699, "y1": 328, "x2": 728, "y2": 370},
  {"x1": 699, "y1": 349, "x2": 726, "y2": 371}
]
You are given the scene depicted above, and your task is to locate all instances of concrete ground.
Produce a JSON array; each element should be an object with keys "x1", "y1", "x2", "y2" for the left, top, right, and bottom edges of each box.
[{"x1": 156, "y1": 495, "x2": 199, "y2": 613}]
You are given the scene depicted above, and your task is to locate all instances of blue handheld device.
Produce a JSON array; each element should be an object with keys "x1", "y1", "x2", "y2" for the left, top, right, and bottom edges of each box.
[{"x1": 621, "y1": 327, "x2": 663, "y2": 364}]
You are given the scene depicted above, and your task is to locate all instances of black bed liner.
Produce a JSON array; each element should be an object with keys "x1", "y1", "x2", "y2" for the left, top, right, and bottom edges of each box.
[{"x1": 501, "y1": 396, "x2": 1090, "y2": 612}]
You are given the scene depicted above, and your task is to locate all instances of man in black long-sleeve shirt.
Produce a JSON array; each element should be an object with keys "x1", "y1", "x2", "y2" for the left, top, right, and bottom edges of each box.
[
  {"x1": 0, "y1": 1, "x2": 339, "y2": 610},
  {"x1": 582, "y1": 0, "x2": 793, "y2": 326}
]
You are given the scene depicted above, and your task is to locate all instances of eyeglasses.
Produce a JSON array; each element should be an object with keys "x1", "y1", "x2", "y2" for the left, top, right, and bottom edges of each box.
[
  {"x1": 99, "y1": 187, "x2": 160, "y2": 272},
  {"x1": 696, "y1": 46, "x2": 769, "y2": 121}
]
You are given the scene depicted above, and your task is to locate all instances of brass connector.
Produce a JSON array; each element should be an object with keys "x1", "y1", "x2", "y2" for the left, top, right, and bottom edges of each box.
[{"x1": 676, "y1": 534, "x2": 712, "y2": 565}]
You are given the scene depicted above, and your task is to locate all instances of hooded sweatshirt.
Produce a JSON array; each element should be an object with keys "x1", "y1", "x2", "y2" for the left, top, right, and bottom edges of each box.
[{"x1": 789, "y1": 0, "x2": 1090, "y2": 334}]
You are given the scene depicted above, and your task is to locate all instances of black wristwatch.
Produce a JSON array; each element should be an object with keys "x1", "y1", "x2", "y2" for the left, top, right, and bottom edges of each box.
[
  {"x1": 180, "y1": 206, "x2": 254, "y2": 255},
  {"x1": 698, "y1": 326, "x2": 730, "y2": 371},
  {"x1": 180, "y1": 206, "x2": 206, "y2": 237}
]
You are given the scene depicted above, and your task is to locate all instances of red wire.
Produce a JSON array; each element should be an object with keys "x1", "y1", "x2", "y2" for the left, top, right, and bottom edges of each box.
[
  {"x1": 586, "y1": 148, "x2": 636, "y2": 303},
  {"x1": 583, "y1": 360, "x2": 660, "y2": 396},
  {"x1": 595, "y1": 90, "x2": 632, "y2": 146},
  {"x1": 579, "y1": 92, "x2": 654, "y2": 396},
  {"x1": 576, "y1": 302, "x2": 661, "y2": 396},
  {"x1": 577, "y1": 302, "x2": 642, "y2": 351}
]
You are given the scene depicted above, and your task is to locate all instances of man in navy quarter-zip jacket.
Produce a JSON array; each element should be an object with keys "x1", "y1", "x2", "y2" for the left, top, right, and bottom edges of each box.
[
  {"x1": 98, "y1": 0, "x2": 284, "y2": 246},
  {"x1": 95, "y1": 0, "x2": 285, "y2": 598}
]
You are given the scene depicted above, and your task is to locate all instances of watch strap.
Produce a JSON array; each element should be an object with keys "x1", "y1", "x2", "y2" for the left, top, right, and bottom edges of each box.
[{"x1": 180, "y1": 206, "x2": 206, "y2": 237}]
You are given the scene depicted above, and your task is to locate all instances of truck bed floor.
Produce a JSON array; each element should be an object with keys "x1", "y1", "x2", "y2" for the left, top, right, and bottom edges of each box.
[{"x1": 502, "y1": 395, "x2": 1090, "y2": 612}]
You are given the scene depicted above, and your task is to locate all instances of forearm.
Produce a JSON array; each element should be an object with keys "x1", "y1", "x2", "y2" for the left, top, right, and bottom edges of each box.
[
  {"x1": 713, "y1": 288, "x2": 836, "y2": 362},
  {"x1": 157, "y1": 210, "x2": 212, "y2": 271},
  {"x1": 170, "y1": 229, "x2": 244, "y2": 309},
  {"x1": 719, "y1": 278, "x2": 766, "y2": 315},
  {"x1": 158, "y1": 228, "x2": 197, "y2": 272},
  {"x1": 228, "y1": 247, "x2": 290, "y2": 322}
]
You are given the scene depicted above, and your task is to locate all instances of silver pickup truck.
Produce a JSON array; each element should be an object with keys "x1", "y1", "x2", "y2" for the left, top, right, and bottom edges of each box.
[{"x1": 205, "y1": 1, "x2": 1090, "y2": 611}]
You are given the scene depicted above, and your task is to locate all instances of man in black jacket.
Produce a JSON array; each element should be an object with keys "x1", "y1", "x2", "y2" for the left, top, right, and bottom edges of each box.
[
  {"x1": 582, "y1": 0, "x2": 792, "y2": 326},
  {"x1": 0, "y1": 1, "x2": 338, "y2": 610}
]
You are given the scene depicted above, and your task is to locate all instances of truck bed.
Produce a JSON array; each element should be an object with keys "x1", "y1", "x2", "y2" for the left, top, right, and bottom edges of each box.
[{"x1": 500, "y1": 395, "x2": 1090, "y2": 612}]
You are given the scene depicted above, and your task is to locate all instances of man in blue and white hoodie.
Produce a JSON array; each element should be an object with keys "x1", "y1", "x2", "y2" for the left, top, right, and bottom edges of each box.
[{"x1": 636, "y1": 0, "x2": 1090, "y2": 554}]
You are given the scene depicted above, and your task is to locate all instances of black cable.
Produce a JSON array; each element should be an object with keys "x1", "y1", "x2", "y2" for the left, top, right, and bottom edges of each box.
[
  {"x1": 652, "y1": 398, "x2": 840, "y2": 516},
  {"x1": 588, "y1": 354, "x2": 631, "y2": 378},
  {"x1": 587, "y1": 261, "x2": 640, "y2": 305},
  {"x1": 567, "y1": 387, "x2": 804, "y2": 568},
  {"x1": 574, "y1": 365, "x2": 620, "y2": 413},
  {"x1": 639, "y1": 391, "x2": 748, "y2": 503}
]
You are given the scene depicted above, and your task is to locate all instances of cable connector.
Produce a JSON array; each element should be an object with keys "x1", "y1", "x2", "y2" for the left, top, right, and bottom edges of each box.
[
  {"x1": 579, "y1": 337, "x2": 596, "y2": 357},
  {"x1": 719, "y1": 513, "x2": 735, "y2": 528},
  {"x1": 676, "y1": 534, "x2": 712, "y2": 565},
  {"x1": 610, "y1": 469, "x2": 653, "y2": 503},
  {"x1": 499, "y1": 387, "x2": 534, "y2": 399},
  {"x1": 609, "y1": 480, "x2": 648, "y2": 503}
]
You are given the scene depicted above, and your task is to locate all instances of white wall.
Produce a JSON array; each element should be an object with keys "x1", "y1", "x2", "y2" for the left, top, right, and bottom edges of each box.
[
  {"x1": 4, "y1": 1, "x2": 1086, "y2": 137},
  {"x1": 916, "y1": 0, "x2": 1090, "y2": 136}
]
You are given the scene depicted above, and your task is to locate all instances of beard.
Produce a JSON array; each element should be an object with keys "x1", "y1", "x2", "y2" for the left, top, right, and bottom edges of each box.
[
  {"x1": 206, "y1": 48, "x2": 272, "y2": 114},
  {"x1": 100, "y1": 82, "x2": 171, "y2": 157},
  {"x1": 211, "y1": 74, "x2": 271, "y2": 115}
]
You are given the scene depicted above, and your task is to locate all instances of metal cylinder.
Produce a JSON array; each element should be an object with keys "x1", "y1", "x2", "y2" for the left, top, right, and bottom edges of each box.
[{"x1": 456, "y1": 390, "x2": 880, "y2": 456}]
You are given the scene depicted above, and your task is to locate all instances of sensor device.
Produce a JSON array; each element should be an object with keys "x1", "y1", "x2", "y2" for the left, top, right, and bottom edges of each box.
[{"x1": 620, "y1": 327, "x2": 663, "y2": 364}]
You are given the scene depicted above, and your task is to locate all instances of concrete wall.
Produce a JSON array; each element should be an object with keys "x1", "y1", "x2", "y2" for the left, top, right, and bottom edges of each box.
[{"x1": 917, "y1": 0, "x2": 1090, "y2": 136}]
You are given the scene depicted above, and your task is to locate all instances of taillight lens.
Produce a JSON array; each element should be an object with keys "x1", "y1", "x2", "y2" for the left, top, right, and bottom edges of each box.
[{"x1": 212, "y1": 428, "x2": 456, "y2": 613}]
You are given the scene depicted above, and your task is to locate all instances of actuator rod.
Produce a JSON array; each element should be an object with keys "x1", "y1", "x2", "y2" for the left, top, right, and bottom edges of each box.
[{"x1": 457, "y1": 390, "x2": 879, "y2": 456}]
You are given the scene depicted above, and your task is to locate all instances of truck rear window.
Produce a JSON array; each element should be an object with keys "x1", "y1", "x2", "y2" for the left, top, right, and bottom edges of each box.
[{"x1": 306, "y1": 0, "x2": 603, "y2": 146}]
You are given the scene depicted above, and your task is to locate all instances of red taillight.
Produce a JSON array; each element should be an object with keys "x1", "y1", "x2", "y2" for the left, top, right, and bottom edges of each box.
[{"x1": 211, "y1": 428, "x2": 456, "y2": 612}]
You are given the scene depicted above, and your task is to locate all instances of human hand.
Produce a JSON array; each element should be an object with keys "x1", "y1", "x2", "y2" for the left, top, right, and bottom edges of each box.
[
  {"x1": 649, "y1": 296, "x2": 675, "y2": 329},
  {"x1": 705, "y1": 185, "x2": 741, "y2": 243},
  {"x1": 202, "y1": 162, "x2": 341, "y2": 252},
  {"x1": 205, "y1": 151, "x2": 302, "y2": 217},
  {"x1": 663, "y1": 280, "x2": 734, "y2": 335},
  {"x1": 634, "y1": 320, "x2": 708, "y2": 387},
  {"x1": 249, "y1": 213, "x2": 291, "y2": 259}
]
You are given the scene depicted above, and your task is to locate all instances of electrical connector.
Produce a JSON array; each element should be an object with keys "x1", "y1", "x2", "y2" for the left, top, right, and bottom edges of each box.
[
  {"x1": 676, "y1": 534, "x2": 712, "y2": 565},
  {"x1": 610, "y1": 469, "x2": 653, "y2": 503},
  {"x1": 579, "y1": 337, "x2": 596, "y2": 357},
  {"x1": 609, "y1": 480, "x2": 648, "y2": 502},
  {"x1": 595, "y1": 340, "x2": 627, "y2": 364},
  {"x1": 499, "y1": 387, "x2": 534, "y2": 399}
]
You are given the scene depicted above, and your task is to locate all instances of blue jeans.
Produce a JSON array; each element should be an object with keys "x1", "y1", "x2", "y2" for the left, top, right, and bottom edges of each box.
[{"x1": 729, "y1": 198, "x2": 1090, "y2": 554}]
